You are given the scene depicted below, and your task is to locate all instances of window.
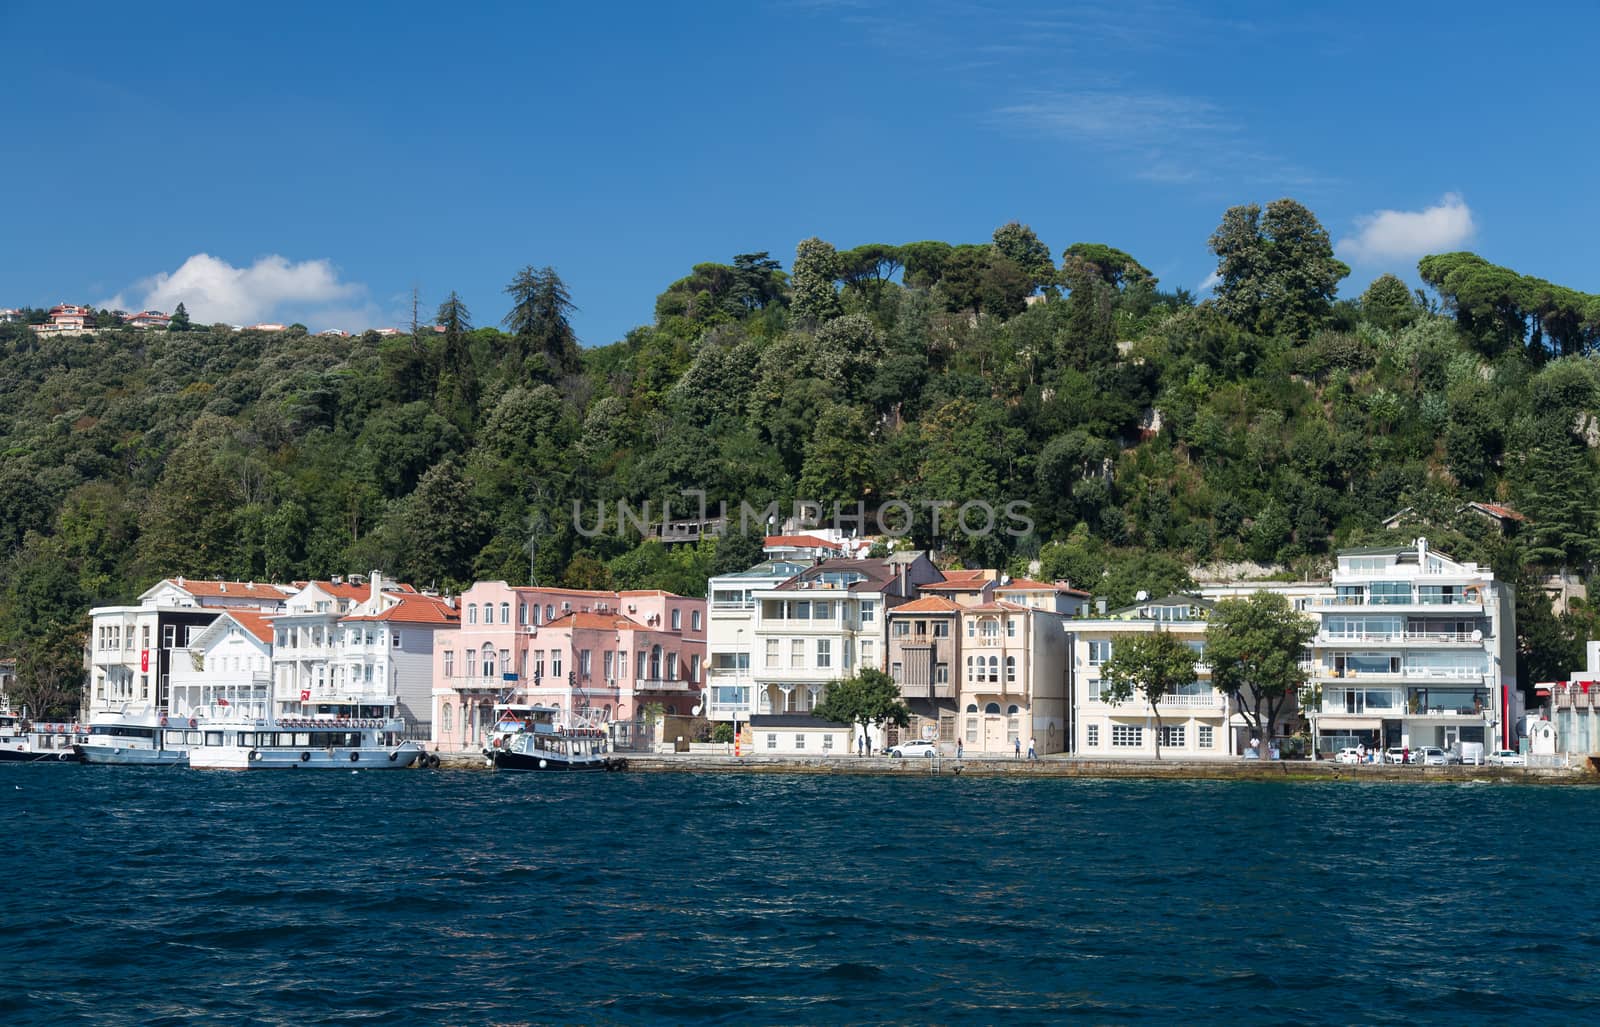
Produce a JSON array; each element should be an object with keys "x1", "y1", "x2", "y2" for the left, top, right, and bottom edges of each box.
[
  {"x1": 891, "y1": 661, "x2": 904, "y2": 679},
  {"x1": 935, "y1": 662, "x2": 949, "y2": 683},
  {"x1": 966, "y1": 718, "x2": 978, "y2": 743},
  {"x1": 1198, "y1": 725, "x2": 1214, "y2": 748},
  {"x1": 1006, "y1": 618, "x2": 1017, "y2": 638},
  {"x1": 1111, "y1": 724, "x2": 1142, "y2": 747},
  {"x1": 892, "y1": 621, "x2": 909, "y2": 638},
  {"x1": 533, "y1": 605, "x2": 541, "y2": 626},
  {"x1": 987, "y1": 656, "x2": 999, "y2": 682},
  {"x1": 966, "y1": 655, "x2": 975, "y2": 682},
  {"x1": 1005, "y1": 656, "x2": 1016, "y2": 683},
  {"x1": 1087, "y1": 724, "x2": 1100, "y2": 747},
  {"x1": 392, "y1": 632, "x2": 402, "y2": 648},
  {"x1": 859, "y1": 640, "x2": 872, "y2": 669},
  {"x1": 519, "y1": 603, "x2": 528, "y2": 625},
  {"x1": 443, "y1": 651, "x2": 454, "y2": 677},
  {"x1": 816, "y1": 639, "x2": 832, "y2": 669},
  {"x1": 579, "y1": 650, "x2": 592, "y2": 678},
  {"x1": 790, "y1": 639, "x2": 804, "y2": 668},
  {"x1": 795, "y1": 734, "x2": 806, "y2": 750},
  {"x1": 603, "y1": 651, "x2": 614, "y2": 680},
  {"x1": 767, "y1": 733, "x2": 778, "y2": 750},
  {"x1": 552, "y1": 652, "x2": 563, "y2": 679},
  {"x1": 672, "y1": 608, "x2": 682, "y2": 630},
  {"x1": 1160, "y1": 724, "x2": 1185, "y2": 747},
  {"x1": 933, "y1": 621, "x2": 949, "y2": 637},
  {"x1": 617, "y1": 650, "x2": 627, "y2": 678},
  {"x1": 545, "y1": 603, "x2": 554, "y2": 622},
  {"x1": 442, "y1": 704, "x2": 453, "y2": 732},
  {"x1": 860, "y1": 600, "x2": 876, "y2": 625},
  {"x1": 1088, "y1": 640, "x2": 1113, "y2": 666},
  {"x1": 823, "y1": 733, "x2": 833, "y2": 750},
  {"x1": 984, "y1": 702, "x2": 1002, "y2": 715},
  {"x1": 980, "y1": 619, "x2": 998, "y2": 638},
  {"x1": 966, "y1": 619, "x2": 975, "y2": 638},
  {"x1": 532, "y1": 651, "x2": 545, "y2": 679},
  {"x1": 691, "y1": 610, "x2": 702, "y2": 632},
  {"x1": 481, "y1": 645, "x2": 497, "y2": 677},
  {"x1": 500, "y1": 602, "x2": 510, "y2": 624},
  {"x1": 690, "y1": 654, "x2": 700, "y2": 682},
  {"x1": 913, "y1": 620, "x2": 927, "y2": 636},
  {"x1": 765, "y1": 638, "x2": 779, "y2": 669},
  {"x1": 638, "y1": 651, "x2": 648, "y2": 679},
  {"x1": 666, "y1": 652, "x2": 678, "y2": 680},
  {"x1": 467, "y1": 604, "x2": 477, "y2": 625},
  {"x1": 814, "y1": 601, "x2": 832, "y2": 620}
]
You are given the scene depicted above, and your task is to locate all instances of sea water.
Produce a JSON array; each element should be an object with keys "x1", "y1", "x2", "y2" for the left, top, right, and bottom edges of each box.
[{"x1": 2, "y1": 768, "x2": 1594, "y2": 1025}]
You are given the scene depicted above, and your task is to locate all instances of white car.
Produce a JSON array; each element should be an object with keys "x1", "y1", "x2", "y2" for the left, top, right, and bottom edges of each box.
[
  {"x1": 889, "y1": 739, "x2": 938, "y2": 758},
  {"x1": 1334, "y1": 747, "x2": 1362, "y2": 764},
  {"x1": 1486, "y1": 749, "x2": 1526, "y2": 767},
  {"x1": 1414, "y1": 746, "x2": 1455, "y2": 766}
]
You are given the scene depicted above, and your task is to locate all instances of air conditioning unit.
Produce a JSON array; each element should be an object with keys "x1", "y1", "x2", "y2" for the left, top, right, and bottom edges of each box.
[
  {"x1": 562, "y1": 602, "x2": 571, "y2": 611},
  {"x1": 627, "y1": 604, "x2": 637, "y2": 613}
]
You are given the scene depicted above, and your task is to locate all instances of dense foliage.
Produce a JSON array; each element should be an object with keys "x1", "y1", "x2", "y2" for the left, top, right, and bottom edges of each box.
[{"x1": 4, "y1": 199, "x2": 1599, "y2": 714}]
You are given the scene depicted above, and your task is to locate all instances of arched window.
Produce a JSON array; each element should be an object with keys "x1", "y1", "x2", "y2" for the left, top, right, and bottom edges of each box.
[
  {"x1": 966, "y1": 655, "x2": 974, "y2": 681},
  {"x1": 965, "y1": 703, "x2": 979, "y2": 713},
  {"x1": 649, "y1": 645, "x2": 662, "y2": 680},
  {"x1": 500, "y1": 602, "x2": 510, "y2": 624},
  {"x1": 481, "y1": 644, "x2": 497, "y2": 677},
  {"x1": 442, "y1": 704, "x2": 453, "y2": 732},
  {"x1": 545, "y1": 603, "x2": 554, "y2": 622},
  {"x1": 984, "y1": 702, "x2": 1001, "y2": 715},
  {"x1": 1007, "y1": 704, "x2": 1020, "y2": 715},
  {"x1": 467, "y1": 604, "x2": 477, "y2": 625},
  {"x1": 987, "y1": 655, "x2": 999, "y2": 682},
  {"x1": 1005, "y1": 656, "x2": 1016, "y2": 683}
]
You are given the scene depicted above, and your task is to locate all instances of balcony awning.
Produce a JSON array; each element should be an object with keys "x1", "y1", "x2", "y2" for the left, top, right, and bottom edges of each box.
[{"x1": 1314, "y1": 716, "x2": 1385, "y2": 730}]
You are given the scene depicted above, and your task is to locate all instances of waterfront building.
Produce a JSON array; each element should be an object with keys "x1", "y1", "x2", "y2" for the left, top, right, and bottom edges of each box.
[
  {"x1": 270, "y1": 573, "x2": 456, "y2": 734},
  {"x1": 430, "y1": 584, "x2": 705, "y2": 752},
  {"x1": 1306, "y1": 537, "x2": 1518, "y2": 756},
  {"x1": 886, "y1": 596, "x2": 960, "y2": 747},
  {"x1": 746, "y1": 555, "x2": 939, "y2": 750},
  {"x1": 704, "y1": 560, "x2": 810, "y2": 726},
  {"x1": 1069, "y1": 595, "x2": 1230, "y2": 759},
  {"x1": 167, "y1": 610, "x2": 276, "y2": 720},
  {"x1": 84, "y1": 578, "x2": 296, "y2": 716},
  {"x1": 124, "y1": 310, "x2": 170, "y2": 329},
  {"x1": 43, "y1": 303, "x2": 92, "y2": 331}
]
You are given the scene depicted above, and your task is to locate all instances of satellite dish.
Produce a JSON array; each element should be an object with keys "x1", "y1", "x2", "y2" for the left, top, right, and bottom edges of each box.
[{"x1": 691, "y1": 702, "x2": 703, "y2": 716}]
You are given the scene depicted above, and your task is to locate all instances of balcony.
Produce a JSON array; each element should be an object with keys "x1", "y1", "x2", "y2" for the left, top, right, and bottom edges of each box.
[
  {"x1": 1317, "y1": 630, "x2": 1484, "y2": 646},
  {"x1": 636, "y1": 678, "x2": 697, "y2": 692},
  {"x1": 1312, "y1": 595, "x2": 1484, "y2": 610}
]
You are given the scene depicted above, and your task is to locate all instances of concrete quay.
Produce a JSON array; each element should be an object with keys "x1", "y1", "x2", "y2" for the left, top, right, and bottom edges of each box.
[{"x1": 434, "y1": 749, "x2": 1596, "y2": 782}]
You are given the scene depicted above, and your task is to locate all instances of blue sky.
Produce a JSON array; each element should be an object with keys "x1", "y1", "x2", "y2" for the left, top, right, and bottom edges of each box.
[{"x1": 4, "y1": 0, "x2": 1596, "y2": 344}]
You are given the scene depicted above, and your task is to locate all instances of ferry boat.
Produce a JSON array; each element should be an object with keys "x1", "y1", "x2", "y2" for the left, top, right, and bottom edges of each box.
[
  {"x1": 186, "y1": 698, "x2": 433, "y2": 770},
  {"x1": 484, "y1": 699, "x2": 614, "y2": 772},
  {"x1": 0, "y1": 702, "x2": 84, "y2": 763},
  {"x1": 74, "y1": 707, "x2": 193, "y2": 767}
]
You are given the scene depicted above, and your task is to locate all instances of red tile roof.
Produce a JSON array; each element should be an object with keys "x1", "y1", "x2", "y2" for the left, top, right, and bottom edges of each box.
[
  {"x1": 995, "y1": 578, "x2": 1090, "y2": 597},
  {"x1": 891, "y1": 597, "x2": 961, "y2": 614},
  {"x1": 1468, "y1": 502, "x2": 1527, "y2": 522},
  {"x1": 543, "y1": 611, "x2": 643, "y2": 631},
  {"x1": 226, "y1": 611, "x2": 277, "y2": 644},
  {"x1": 920, "y1": 581, "x2": 992, "y2": 592},
  {"x1": 341, "y1": 597, "x2": 458, "y2": 625},
  {"x1": 964, "y1": 600, "x2": 1031, "y2": 613},
  {"x1": 940, "y1": 569, "x2": 990, "y2": 581},
  {"x1": 764, "y1": 534, "x2": 839, "y2": 549},
  {"x1": 171, "y1": 579, "x2": 293, "y2": 601}
]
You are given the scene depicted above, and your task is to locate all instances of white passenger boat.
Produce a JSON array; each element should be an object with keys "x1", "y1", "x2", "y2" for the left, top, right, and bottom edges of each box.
[
  {"x1": 74, "y1": 707, "x2": 193, "y2": 767},
  {"x1": 186, "y1": 699, "x2": 431, "y2": 770},
  {"x1": 0, "y1": 702, "x2": 84, "y2": 763}
]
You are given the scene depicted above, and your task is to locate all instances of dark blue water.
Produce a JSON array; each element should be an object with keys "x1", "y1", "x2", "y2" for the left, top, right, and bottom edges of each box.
[{"x1": 2, "y1": 769, "x2": 1595, "y2": 1025}]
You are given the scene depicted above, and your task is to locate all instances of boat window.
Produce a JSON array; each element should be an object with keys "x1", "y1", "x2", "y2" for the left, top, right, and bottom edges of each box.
[
  {"x1": 237, "y1": 733, "x2": 253, "y2": 747},
  {"x1": 204, "y1": 732, "x2": 223, "y2": 746},
  {"x1": 294, "y1": 733, "x2": 311, "y2": 746},
  {"x1": 165, "y1": 730, "x2": 186, "y2": 745}
]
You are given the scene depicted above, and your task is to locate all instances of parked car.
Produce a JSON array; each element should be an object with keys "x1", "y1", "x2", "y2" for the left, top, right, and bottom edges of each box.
[
  {"x1": 889, "y1": 739, "x2": 938, "y2": 758},
  {"x1": 1385, "y1": 747, "x2": 1412, "y2": 764},
  {"x1": 1414, "y1": 746, "x2": 1452, "y2": 766},
  {"x1": 1334, "y1": 747, "x2": 1362, "y2": 764},
  {"x1": 1487, "y1": 749, "x2": 1526, "y2": 767}
]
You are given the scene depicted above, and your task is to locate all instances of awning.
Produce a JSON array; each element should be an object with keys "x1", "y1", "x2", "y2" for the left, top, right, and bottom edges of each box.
[{"x1": 1315, "y1": 716, "x2": 1385, "y2": 731}]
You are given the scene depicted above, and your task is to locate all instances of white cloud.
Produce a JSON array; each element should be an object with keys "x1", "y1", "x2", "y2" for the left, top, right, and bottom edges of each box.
[
  {"x1": 1338, "y1": 194, "x2": 1476, "y2": 264},
  {"x1": 103, "y1": 253, "x2": 370, "y2": 327},
  {"x1": 1196, "y1": 270, "x2": 1221, "y2": 294}
]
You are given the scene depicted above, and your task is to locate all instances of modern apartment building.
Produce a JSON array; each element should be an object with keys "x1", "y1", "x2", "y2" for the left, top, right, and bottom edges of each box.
[
  {"x1": 1307, "y1": 537, "x2": 1518, "y2": 754},
  {"x1": 704, "y1": 560, "x2": 810, "y2": 726}
]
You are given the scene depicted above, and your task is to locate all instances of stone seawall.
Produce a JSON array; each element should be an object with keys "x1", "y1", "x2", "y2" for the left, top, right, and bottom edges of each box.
[{"x1": 431, "y1": 749, "x2": 1594, "y2": 782}]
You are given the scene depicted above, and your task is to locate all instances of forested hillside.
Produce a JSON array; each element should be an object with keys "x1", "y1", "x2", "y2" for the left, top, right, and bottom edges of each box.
[{"x1": 5, "y1": 199, "x2": 1599, "y2": 714}]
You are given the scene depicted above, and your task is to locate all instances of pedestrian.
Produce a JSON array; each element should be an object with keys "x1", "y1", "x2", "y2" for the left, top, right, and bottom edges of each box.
[
  {"x1": 1028, "y1": 737, "x2": 1037, "y2": 760},
  {"x1": 1014, "y1": 736, "x2": 1022, "y2": 757},
  {"x1": 956, "y1": 738, "x2": 964, "y2": 760},
  {"x1": 1403, "y1": 745, "x2": 1410, "y2": 765},
  {"x1": 858, "y1": 735, "x2": 865, "y2": 757}
]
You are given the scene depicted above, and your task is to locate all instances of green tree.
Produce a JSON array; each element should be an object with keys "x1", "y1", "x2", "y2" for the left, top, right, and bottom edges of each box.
[
  {"x1": 168, "y1": 302, "x2": 191, "y2": 332},
  {"x1": 1360, "y1": 273, "x2": 1417, "y2": 331},
  {"x1": 811, "y1": 668, "x2": 911, "y2": 746},
  {"x1": 1208, "y1": 199, "x2": 1349, "y2": 338},
  {"x1": 503, "y1": 265, "x2": 579, "y2": 372},
  {"x1": 790, "y1": 237, "x2": 843, "y2": 327},
  {"x1": 992, "y1": 222, "x2": 1055, "y2": 292},
  {"x1": 1098, "y1": 630, "x2": 1199, "y2": 759},
  {"x1": 1206, "y1": 592, "x2": 1317, "y2": 750}
]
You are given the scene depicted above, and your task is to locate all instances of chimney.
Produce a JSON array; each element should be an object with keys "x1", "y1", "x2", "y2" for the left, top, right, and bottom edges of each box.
[
  {"x1": 1095, "y1": 599, "x2": 1107, "y2": 615},
  {"x1": 219, "y1": 582, "x2": 227, "y2": 593},
  {"x1": 369, "y1": 569, "x2": 382, "y2": 605}
]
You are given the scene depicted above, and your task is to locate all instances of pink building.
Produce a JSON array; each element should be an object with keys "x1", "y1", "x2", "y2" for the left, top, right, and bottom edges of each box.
[
  {"x1": 45, "y1": 304, "x2": 92, "y2": 330},
  {"x1": 125, "y1": 310, "x2": 171, "y2": 329},
  {"x1": 430, "y1": 584, "x2": 706, "y2": 752}
]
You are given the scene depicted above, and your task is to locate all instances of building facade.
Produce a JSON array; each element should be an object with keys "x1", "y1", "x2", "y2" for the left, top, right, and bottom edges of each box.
[
  {"x1": 1307, "y1": 537, "x2": 1518, "y2": 755},
  {"x1": 704, "y1": 560, "x2": 810, "y2": 726}
]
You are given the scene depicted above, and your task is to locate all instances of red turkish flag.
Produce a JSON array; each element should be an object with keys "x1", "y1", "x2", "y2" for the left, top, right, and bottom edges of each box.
[
  {"x1": 300, "y1": 689, "x2": 311, "y2": 701},
  {"x1": 140, "y1": 649, "x2": 149, "y2": 672}
]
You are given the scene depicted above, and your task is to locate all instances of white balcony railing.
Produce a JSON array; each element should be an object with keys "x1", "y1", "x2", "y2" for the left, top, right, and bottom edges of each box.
[{"x1": 1317, "y1": 630, "x2": 1483, "y2": 645}]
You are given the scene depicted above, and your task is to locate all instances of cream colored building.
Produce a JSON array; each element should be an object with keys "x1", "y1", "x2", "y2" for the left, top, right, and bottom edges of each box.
[{"x1": 1069, "y1": 595, "x2": 1231, "y2": 759}]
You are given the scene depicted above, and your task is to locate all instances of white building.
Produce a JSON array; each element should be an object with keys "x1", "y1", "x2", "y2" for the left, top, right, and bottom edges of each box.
[
  {"x1": 85, "y1": 578, "x2": 295, "y2": 716},
  {"x1": 1069, "y1": 595, "x2": 1233, "y2": 759},
  {"x1": 167, "y1": 611, "x2": 276, "y2": 720},
  {"x1": 1306, "y1": 537, "x2": 1518, "y2": 756},
  {"x1": 703, "y1": 559, "x2": 809, "y2": 726}
]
